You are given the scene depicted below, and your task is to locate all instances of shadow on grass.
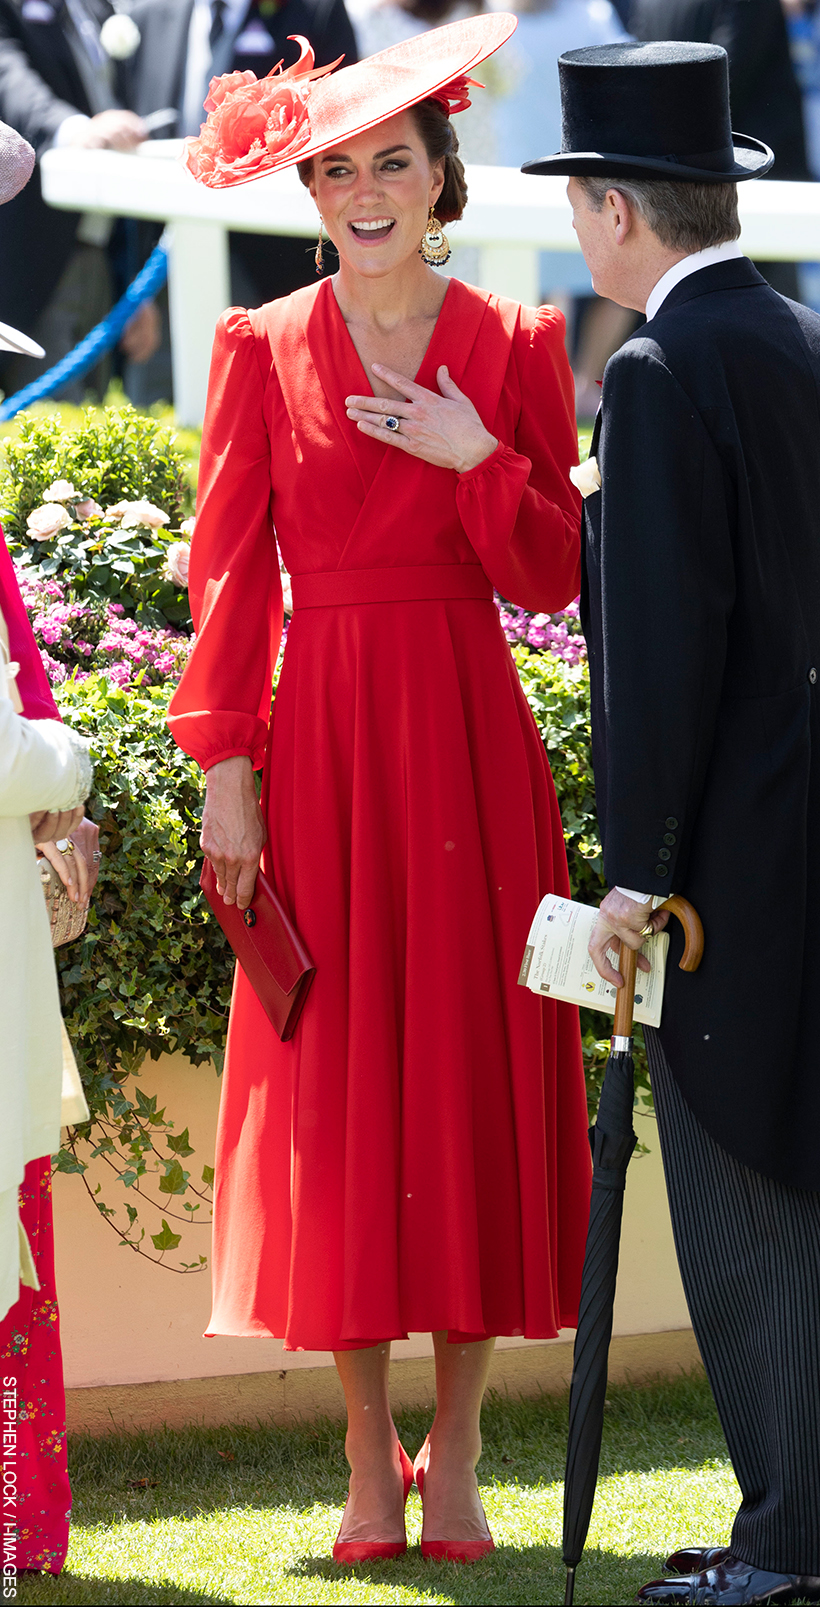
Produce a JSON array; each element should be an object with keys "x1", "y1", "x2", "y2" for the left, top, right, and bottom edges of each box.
[
  {"x1": 62, "y1": 1369, "x2": 726, "y2": 1529},
  {"x1": 16, "y1": 1574, "x2": 231, "y2": 1606},
  {"x1": 287, "y1": 1543, "x2": 665, "y2": 1606}
]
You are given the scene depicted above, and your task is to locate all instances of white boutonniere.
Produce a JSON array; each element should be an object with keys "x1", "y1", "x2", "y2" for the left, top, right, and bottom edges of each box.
[{"x1": 569, "y1": 456, "x2": 602, "y2": 499}]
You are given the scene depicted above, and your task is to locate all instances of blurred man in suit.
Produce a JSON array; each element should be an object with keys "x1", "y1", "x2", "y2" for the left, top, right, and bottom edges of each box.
[
  {"x1": 0, "y1": 0, "x2": 152, "y2": 399},
  {"x1": 123, "y1": 0, "x2": 357, "y2": 313},
  {"x1": 629, "y1": 0, "x2": 811, "y2": 295}
]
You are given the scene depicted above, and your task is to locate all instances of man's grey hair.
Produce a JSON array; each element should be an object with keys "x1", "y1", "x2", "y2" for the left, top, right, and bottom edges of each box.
[{"x1": 576, "y1": 176, "x2": 740, "y2": 254}]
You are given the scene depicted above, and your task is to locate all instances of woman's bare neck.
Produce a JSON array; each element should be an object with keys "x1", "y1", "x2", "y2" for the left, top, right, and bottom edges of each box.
[{"x1": 331, "y1": 260, "x2": 450, "y2": 399}]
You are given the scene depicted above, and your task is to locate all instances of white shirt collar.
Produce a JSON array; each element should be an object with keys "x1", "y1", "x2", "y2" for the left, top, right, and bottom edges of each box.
[{"x1": 645, "y1": 240, "x2": 744, "y2": 323}]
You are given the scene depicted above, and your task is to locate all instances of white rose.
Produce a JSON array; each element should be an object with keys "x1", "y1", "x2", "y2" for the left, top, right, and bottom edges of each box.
[
  {"x1": 180, "y1": 517, "x2": 196, "y2": 538},
  {"x1": 164, "y1": 541, "x2": 190, "y2": 588},
  {"x1": 281, "y1": 568, "x2": 293, "y2": 616},
  {"x1": 106, "y1": 499, "x2": 170, "y2": 529},
  {"x1": 27, "y1": 502, "x2": 71, "y2": 540},
  {"x1": 43, "y1": 479, "x2": 77, "y2": 501},
  {"x1": 569, "y1": 456, "x2": 602, "y2": 500},
  {"x1": 99, "y1": 13, "x2": 141, "y2": 60}
]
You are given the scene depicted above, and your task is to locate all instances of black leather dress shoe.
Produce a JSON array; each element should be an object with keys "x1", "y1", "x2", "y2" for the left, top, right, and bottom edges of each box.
[
  {"x1": 666, "y1": 1549, "x2": 732, "y2": 1573},
  {"x1": 636, "y1": 1555, "x2": 820, "y2": 1604}
]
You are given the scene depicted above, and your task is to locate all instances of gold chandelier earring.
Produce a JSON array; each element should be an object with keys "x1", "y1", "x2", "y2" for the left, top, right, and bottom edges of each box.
[
  {"x1": 315, "y1": 217, "x2": 325, "y2": 275},
  {"x1": 419, "y1": 206, "x2": 451, "y2": 266}
]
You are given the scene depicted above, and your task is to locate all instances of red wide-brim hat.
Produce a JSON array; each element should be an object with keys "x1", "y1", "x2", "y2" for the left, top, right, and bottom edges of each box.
[{"x1": 184, "y1": 13, "x2": 517, "y2": 190}]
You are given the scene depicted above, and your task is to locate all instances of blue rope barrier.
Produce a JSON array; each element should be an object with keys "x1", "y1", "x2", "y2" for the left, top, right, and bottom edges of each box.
[{"x1": 0, "y1": 232, "x2": 170, "y2": 422}]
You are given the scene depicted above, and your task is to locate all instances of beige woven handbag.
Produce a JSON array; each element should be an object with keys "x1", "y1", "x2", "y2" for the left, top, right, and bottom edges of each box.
[{"x1": 38, "y1": 818, "x2": 101, "y2": 947}]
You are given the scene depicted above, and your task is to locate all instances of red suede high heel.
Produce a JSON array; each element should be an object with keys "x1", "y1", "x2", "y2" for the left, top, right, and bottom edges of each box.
[
  {"x1": 415, "y1": 1452, "x2": 496, "y2": 1563},
  {"x1": 332, "y1": 1442, "x2": 414, "y2": 1564}
]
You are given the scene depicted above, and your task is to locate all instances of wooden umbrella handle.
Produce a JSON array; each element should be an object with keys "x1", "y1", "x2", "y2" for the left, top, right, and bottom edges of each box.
[
  {"x1": 612, "y1": 896, "x2": 704, "y2": 1039},
  {"x1": 613, "y1": 942, "x2": 639, "y2": 1038},
  {"x1": 657, "y1": 895, "x2": 705, "y2": 972}
]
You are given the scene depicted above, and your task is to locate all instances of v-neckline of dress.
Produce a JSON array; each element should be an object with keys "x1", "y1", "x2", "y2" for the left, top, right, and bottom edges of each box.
[
  {"x1": 326, "y1": 273, "x2": 456, "y2": 399},
  {"x1": 294, "y1": 276, "x2": 493, "y2": 495}
]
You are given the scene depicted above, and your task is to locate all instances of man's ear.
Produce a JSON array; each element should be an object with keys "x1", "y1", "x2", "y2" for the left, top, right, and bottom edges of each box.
[{"x1": 606, "y1": 188, "x2": 634, "y2": 247}]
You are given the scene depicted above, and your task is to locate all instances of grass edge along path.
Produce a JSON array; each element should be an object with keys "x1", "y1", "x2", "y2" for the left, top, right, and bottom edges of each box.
[{"x1": 15, "y1": 1369, "x2": 740, "y2": 1607}]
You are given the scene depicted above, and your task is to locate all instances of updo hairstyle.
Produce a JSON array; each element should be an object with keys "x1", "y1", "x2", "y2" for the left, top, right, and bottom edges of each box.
[{"x1": 296, "y1": 96, "x2": 468, "y2": 224}]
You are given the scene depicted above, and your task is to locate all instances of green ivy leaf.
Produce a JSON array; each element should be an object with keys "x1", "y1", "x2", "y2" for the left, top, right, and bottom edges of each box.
[
  {"x1": 159, "y1": 1159, "x2": 189, "y2": 1195},
  {"x1": 151, "y1": 1220, "x2": 182, "y2": 1252},
  {"x1": 166, "y1": 1127, "x2": 194, "y2": 1157}
]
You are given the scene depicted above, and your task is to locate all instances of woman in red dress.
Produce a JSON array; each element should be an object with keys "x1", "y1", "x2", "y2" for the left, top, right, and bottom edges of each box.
[{"x1": 169, "y1": 14, "x2": 591, "y2": 1563}]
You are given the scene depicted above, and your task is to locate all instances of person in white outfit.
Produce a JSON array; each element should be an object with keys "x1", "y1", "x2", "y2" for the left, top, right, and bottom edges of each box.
[{"x1": 0, "y1": 612, "x2": 92, "y2": 1322}]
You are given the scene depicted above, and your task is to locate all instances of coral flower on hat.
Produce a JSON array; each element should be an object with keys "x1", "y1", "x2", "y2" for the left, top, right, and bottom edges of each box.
[{"x1": 185, "y1": 38, "x2": 339, "y2": 188}]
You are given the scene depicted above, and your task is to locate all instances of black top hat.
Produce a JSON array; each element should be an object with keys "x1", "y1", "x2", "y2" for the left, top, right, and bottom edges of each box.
[{"x1": 522, "y1": 41, "x2": 773, "y2": 183}]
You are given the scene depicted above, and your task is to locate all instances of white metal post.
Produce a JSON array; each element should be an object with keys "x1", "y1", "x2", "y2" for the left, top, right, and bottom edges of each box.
[{"x1": 166, "y1": 219, "x2": 230, "y2": 426}]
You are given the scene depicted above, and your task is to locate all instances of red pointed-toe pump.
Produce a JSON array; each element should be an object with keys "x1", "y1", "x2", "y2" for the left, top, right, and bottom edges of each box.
[
  {"x1": 415, "y1": 1448, "x2": 496, "y2": 1563},
  {"x1": 332, "y1": 1443, "x2": 414, "y2": 1565}
]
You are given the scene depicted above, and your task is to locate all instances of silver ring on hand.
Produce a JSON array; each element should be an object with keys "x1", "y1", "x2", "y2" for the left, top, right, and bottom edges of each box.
[{"x1": 384, "y1": 415, "x2": 401, "y2": 433}]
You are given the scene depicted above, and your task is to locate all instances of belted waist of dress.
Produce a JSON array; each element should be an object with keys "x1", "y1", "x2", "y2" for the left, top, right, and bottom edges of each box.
[{"x1": 290, "y1": 564, "x2": 494, "y2": 610}]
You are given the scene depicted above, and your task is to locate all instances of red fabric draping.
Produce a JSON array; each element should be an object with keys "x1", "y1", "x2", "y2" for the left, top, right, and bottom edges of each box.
[
  {"x1": 0, "y1": 1161, "x2": 71, "y2": 1574},
  {"x1": 169, "y1": 277, "x2": 592, "y2": 1350},
  {"x1": 0, "y1": 534, "x2": 58, "y2": 720}
]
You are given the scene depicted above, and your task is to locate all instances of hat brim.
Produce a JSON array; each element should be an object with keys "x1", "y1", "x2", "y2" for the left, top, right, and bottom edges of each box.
[
  {"x1": 0, "y1": 320, "x2": 43, "y2": 358},
  {"x1": 188, "y1": 14, "x2": 518, "y2": 188},
  {"x1": 521, "y1": 133, "x2": 773, "y2": 182}
]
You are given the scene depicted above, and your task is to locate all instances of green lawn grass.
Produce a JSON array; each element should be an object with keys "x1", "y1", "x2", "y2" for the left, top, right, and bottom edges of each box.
[{"x1": 16, "y1": 1370, "x2": 738, "y2": 1607}]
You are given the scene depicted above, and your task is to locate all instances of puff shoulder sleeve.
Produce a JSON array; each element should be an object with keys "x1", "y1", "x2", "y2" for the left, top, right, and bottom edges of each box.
[
  {"x1": 168, "y1": 309, "x2": 282, "y2": 772},
  {"x1": 456, "y1": 304, "x2": 582, "y2": 611}
]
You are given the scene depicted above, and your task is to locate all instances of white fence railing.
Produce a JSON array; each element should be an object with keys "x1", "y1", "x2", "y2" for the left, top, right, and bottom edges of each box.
[{"x1": 40, "y1": 142, "x2": 820, "y2": 424}]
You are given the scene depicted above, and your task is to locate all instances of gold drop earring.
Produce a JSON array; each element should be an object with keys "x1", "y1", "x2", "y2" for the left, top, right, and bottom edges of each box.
[
  {"x1": 315, "y1": 217, "x2": 325, "y2": 275},
  {"x1": 419, "y1": 206, "x2": 451, "y2": 267}
]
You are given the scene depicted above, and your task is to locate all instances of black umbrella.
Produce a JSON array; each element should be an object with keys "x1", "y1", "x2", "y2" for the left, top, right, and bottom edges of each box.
[{"x1": 563, "y1": 895, "x2": 704, "y2": 1607}]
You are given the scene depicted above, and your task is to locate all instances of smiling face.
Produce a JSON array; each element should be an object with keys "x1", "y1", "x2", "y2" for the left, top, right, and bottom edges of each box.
[{"x1": 307, "y1": 111, "x2": 445, "y2": 279}]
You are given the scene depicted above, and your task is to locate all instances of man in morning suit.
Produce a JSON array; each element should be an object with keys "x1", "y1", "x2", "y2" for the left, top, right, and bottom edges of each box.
[
  {"x1": 524, "y1": 43, "x2": 820, "y2": 1606},
  {"x1": 0, "y1": 0, "x2": 149, "y2": 398}
]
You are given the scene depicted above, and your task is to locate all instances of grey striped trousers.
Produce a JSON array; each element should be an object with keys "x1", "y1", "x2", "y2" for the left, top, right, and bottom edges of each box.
[{"x1": 645, "y1": 1028, "x2": 820, "y2": 1574}]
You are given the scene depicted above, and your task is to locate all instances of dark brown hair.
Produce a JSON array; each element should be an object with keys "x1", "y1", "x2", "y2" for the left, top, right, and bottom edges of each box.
[{"x1": 296, "y1": 97, "x2": 467, "y2": 224}]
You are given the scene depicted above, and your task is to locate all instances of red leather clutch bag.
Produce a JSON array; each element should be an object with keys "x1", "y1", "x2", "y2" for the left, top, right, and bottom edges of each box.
[{"x1": 200, "y1": 859, "x2": 315, "y2": 1042}]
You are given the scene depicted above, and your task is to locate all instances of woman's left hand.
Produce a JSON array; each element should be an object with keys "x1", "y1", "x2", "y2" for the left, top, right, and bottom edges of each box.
[
  {"x1": 37, "y1": 833, "x2": 90, "y2": 907},
  {"x1": 345, "y1": 364, "x2": 499, "y2": 474}
]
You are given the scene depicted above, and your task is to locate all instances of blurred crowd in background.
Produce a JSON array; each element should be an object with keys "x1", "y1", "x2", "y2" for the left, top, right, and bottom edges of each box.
[{"x1": 0, "y1": 0, "x2": 817, "y2": 416}]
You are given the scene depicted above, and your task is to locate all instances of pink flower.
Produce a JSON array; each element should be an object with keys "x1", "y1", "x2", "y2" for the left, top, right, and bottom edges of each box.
[
  {"x1": 105, "y1": 499, "x2": 170, "y2": 529},
  {"x1": 180, "y1": 517, "x2": 196, "y2": 538},
  {"x1": 43, "y1": 479, "x2": 77, "y2": 501},
  {"x1": 164, "y1": 541, "x2": 190, "y2": 588},
  {"x1": 73, "y1": 498, "x2": 103, "y2": 521},
  {"x1": 26, "y1": 503, "x2": 71, "y2": 540}
]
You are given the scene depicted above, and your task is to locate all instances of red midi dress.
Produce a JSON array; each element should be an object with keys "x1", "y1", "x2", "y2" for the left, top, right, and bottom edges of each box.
[{"x1": 169, "y1": 276, "x2": 592, "y2": 1351}]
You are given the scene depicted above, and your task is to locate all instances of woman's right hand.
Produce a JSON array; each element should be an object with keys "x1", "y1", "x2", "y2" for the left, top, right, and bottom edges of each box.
[
  {"x1": 201, "y1": 755, "x2": 267, "y2": 910},
  {"x1": 30, "y1": 805, "x2": 84, "y2": 845}
]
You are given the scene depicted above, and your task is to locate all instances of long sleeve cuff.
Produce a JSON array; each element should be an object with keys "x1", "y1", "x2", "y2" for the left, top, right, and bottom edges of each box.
[{"x1": 615, "y1": 887, "x2": 671, "y2": 908}]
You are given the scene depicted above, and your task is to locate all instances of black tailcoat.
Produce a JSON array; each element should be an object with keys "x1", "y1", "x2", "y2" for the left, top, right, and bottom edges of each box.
[
  {"x1": 581, "y1": 257, "x2": 820, "y2": 1187},
  {"x1": 122, "y1": 0, "x2": 357, "y2": 304}
]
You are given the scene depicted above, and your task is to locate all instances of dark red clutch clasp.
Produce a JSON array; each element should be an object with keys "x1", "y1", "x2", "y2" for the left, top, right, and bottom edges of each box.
[{"x1": 200, "y1": 859, "x2": 315, "y2": 1042}]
